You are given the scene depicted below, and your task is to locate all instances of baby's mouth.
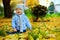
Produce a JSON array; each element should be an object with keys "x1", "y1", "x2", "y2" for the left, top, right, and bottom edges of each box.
[{"x1": 17, "y1": 12, "x2": 20, "y2": 13}]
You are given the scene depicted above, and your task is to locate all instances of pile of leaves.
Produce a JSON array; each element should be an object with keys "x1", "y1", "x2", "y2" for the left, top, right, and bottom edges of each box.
[
  {"x1": 0, "y1": 24, "x2": 10, "y2": 36},
  {"x1": 28, "y1": 24, "x2": 60, "y2": 40}
]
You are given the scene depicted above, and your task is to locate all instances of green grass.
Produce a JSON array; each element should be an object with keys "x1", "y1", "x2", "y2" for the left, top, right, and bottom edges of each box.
[
  {"x1": 0, "y1": 10, "x2": 60, "y2": 18},
  {"x1": 0, "y1": 12, "x2": 4, "y2": 18},
  {"x1": 24, "y1": 9, "x2": 32, "y2": 18},
  {"x1": 25, "y1": 13, "x2": 32, "y2": 18},
  {"x1": 24, "y1": 9, "x2": 60, "y2": 18},
  {"x1": 45, "y1": 13, "x2": 60, "y2": 19}
]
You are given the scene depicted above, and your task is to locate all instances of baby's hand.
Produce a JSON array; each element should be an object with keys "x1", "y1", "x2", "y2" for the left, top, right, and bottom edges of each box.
[{"x1": 13, "y1": 29, "x2": 17, "y2": 32}]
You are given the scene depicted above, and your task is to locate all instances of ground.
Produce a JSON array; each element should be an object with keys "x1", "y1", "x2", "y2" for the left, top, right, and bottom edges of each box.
[{"x1": 0, "y1": 14, "x2": 60, "y2": 40}]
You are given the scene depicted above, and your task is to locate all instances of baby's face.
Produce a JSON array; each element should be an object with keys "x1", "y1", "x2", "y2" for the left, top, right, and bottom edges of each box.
[{"x1": 16, "y1": 8, "x2": 22, "y2": 15}]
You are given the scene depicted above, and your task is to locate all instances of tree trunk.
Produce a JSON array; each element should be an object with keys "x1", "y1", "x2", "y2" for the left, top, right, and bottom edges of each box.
[
  {"x1": 2, "y1": 0, "x2": 12, "y2": 18},
  {"x1": 33, "y1": 16, "x2": 38, "y2": 22}
]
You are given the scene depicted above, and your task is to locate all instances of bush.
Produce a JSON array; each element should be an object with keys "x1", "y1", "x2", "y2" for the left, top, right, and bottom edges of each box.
[{"x1": 32, "y1": 5, "x2": 47, "y2": 21}]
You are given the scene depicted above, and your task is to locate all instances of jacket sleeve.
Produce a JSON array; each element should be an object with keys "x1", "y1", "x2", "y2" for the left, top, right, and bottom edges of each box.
[
  {"x1": 12, "y1": 16, "x2": 16, "y2": 29},
  {"x1": 24, "y1": 14, "x2": 32, "y2": 30}
]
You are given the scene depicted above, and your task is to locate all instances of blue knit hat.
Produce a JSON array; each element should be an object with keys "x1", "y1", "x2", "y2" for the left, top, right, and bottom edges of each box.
[{"x1": 15, "y1": 4, "x2": 25, "y2": 12}]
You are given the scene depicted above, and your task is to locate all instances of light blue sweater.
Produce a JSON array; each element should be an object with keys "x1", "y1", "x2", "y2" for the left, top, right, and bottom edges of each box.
[{"x1": 12, "y1": 13, "x2": 32, "y2": 32}]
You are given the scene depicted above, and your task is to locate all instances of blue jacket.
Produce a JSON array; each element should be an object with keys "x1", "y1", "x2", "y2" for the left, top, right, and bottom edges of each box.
[{"x1": 12, "y1": 13, "x2": 32, "y2": 32}]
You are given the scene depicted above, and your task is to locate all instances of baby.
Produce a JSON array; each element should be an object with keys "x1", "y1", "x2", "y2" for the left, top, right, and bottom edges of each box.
[{"x1": 12, "y1": 6, "x2": 32, "y2": 33}]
